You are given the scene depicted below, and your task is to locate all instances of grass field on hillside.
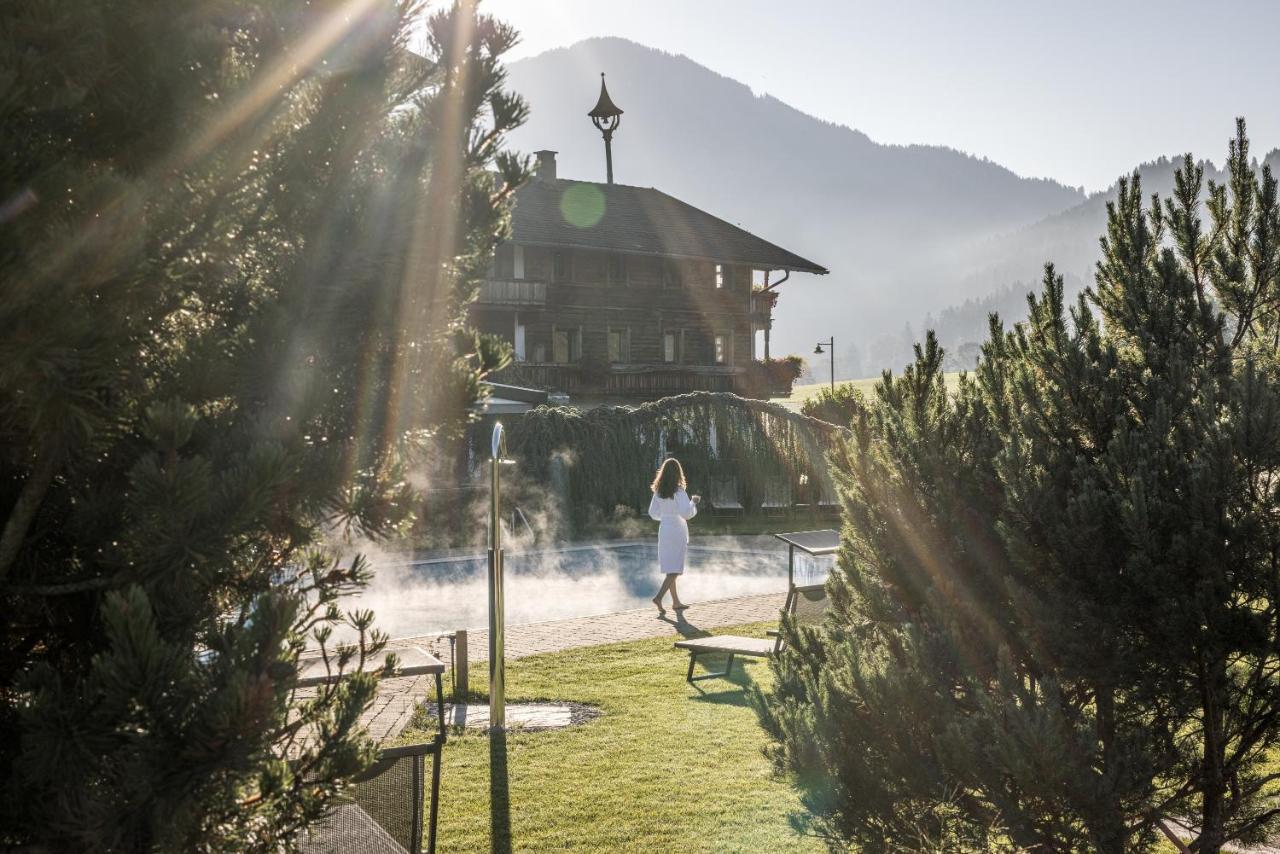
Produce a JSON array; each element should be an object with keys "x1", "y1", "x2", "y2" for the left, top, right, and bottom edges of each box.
[{"x1": 775, "y1": 372, "x2": 963, "y2": 412}]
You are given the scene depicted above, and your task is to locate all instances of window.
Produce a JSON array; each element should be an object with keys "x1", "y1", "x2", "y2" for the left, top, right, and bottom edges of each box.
[
  {"x1": 532, "y1": 343, "x2": 547, "y2": 363},
  {"x1": 553, "y1": 251, "x2": 571, "y2": 283},
  {"x1": 714, "y1": 333, "x2": 730, "y2": 365},
  {"x1": 513, "y1": 245, "x2": 525, "y2": 280},
  {"x1": 489, "y1": 245, "x2": 513, "y2": 279},
  {"x1": 607, "y1": 254, "x2": 627, "y2": 286},
  {"x1": 663, "y1": 330, "x2": 684, "y2": 364},
  {"x1": 552, "y1": 327, "x2": 581, "y2": 363},
  {"x1": 607, "y1": 327, "x2": 630, "y2": 363},
  {"x1": 513, "y1": 315, "x2": 525, "y2": 361},
  {"x1": 663, "y1": 261, "x2": 682, "y2": 289},
  {"x1": 714, "y1": 264, "x2": 724, "y2": 289}
]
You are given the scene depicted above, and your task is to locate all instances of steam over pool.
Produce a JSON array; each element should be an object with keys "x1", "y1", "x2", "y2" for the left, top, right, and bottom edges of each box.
[{"x1": 346, "y1": 536, "x2": 834, "y2": 640}]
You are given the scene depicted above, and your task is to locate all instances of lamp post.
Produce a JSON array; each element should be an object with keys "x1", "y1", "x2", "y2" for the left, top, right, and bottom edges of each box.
[
  {"x1": 814, "y1": 337, "x2": 835, "y2": 394},
  {"x1": 487, "y1": 422, "x2": 514, "y2": 730},
  {"x1": 588, "y1": 73, "x2": 623, "y2": 184}
]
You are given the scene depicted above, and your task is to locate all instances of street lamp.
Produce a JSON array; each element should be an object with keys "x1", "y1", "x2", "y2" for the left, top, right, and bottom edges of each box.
[
  {"x1": 588, "y1": 73, "x2": 623, "y2": 184},
  {"x1": 814, "y1": 337, "x2": 835, "y2": 394}
]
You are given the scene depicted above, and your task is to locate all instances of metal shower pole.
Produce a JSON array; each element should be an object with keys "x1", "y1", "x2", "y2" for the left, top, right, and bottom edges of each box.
[{"x1": 487, "y1": 422, "x2": 510, "y2": 730}]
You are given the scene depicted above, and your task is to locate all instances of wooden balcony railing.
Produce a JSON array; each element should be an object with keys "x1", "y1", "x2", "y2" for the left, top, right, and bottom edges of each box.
[
  {"x1": 750, "y1": 290, "x2": 778, "y2": 325},
  {"x1": 476, "y1": 278, "x2": 547, "y2": 306}
]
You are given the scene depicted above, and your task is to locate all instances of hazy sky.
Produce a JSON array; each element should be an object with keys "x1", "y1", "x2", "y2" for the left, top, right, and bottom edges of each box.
[{"x1": 484, "y1": 0, "x2": 1280, "y2": 192}]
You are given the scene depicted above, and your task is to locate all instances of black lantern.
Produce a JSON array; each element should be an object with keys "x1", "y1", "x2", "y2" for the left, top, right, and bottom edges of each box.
[
  {"x1": 814, "y1": 337, "x2": 835, "y2": 394},
  {"x1": 588, "y1": 73, "x2": 623, "y2": 184}
]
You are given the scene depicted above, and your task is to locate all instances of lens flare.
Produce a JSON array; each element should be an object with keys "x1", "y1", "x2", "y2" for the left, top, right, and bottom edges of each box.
[{"x1": 559, "y1": 183, "x2": 607, "y2": 229}]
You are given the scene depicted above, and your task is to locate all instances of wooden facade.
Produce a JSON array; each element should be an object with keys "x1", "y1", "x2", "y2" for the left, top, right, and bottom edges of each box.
[{"x1": 472, "y1": 156, "x2": 826, "y2": 402}]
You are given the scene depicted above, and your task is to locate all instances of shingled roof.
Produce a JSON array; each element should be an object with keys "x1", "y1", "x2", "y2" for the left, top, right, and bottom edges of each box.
[{"x1": 508, "y1": 178, "x2": 828, "y2": 274}]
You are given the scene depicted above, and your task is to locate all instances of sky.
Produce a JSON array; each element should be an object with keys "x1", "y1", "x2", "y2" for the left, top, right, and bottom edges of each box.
[{"x1": 483, "y1": 0, "x2": 1280, "y2": 193}]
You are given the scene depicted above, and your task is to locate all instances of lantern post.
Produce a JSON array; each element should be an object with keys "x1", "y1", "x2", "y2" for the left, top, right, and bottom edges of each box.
[{"x1": 588, "y1": 73, "x2": 624, "y2": 184}]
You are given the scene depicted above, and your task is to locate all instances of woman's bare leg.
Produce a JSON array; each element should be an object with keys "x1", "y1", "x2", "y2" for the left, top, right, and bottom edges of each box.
[
  {"x1": 652, "y1": 574, "x2": 674, "y2": 610},
  {"x1": 668, "y1": 575, "x2": 685, "y2": 609}
]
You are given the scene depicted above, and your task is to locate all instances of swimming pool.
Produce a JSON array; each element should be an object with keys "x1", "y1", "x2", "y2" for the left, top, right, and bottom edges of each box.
[{"x1": 348, "y1": 537, "x2": 834, "y2": 639}]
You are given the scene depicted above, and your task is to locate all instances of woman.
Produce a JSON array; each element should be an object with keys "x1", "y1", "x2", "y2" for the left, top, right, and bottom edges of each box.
[{"x1": 648, "y1": 457, "x2": 699, "y2": 613}]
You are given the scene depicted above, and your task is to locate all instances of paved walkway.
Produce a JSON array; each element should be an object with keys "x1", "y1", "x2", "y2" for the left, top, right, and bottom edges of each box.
[{"x1": 360, "y1": 591, "x2": 787, "y2": 741}]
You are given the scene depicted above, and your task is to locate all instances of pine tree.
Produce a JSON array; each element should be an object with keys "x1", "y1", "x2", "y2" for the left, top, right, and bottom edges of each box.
[
  {"x1": 758, "y1": 121, "x2": 1280, "y2": 852},
  {"x1": 0, "y1": 1, "x2": 527, "y2": 849}
]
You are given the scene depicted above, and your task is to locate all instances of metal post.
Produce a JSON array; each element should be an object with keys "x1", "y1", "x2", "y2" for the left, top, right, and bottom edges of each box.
[
  {"x1": 603, "y1": 131, "x2": 614, "y2": 185},
  {"x1": 487, "y1": 423, "x2": 507, "y2": 730},
  {"x1": 453, "y1": 630, "x2": 468, "y2": 702},
  {"x1": 830, "y1": 340, "x2": 836, "y2": 393}
]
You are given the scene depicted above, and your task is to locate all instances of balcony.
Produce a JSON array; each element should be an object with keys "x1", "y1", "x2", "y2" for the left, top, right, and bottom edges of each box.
[
  {"x1": 476, "y1": 278, "x2": 547, "y2": 306},
  {"x1": 750, "y1": 289, "x2": 778, "y2": 326}
]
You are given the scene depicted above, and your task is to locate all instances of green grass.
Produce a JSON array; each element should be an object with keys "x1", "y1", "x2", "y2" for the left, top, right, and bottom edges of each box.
[
  {"x1": 775, "y1": 372, "x2": 964, "y2": 412},
  {"x1": 394, "y1": 623, "x2": 823, "y2": 853}
]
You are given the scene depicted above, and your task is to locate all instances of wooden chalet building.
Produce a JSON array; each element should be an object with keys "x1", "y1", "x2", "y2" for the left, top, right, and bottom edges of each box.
[{"x1": 473, "y1": 77, "x2": 827, "y2": 404}]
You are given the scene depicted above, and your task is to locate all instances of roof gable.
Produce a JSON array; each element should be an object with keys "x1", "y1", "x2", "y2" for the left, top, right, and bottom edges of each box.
[{"x1": 508, "y1": 179, "x2": 827, "y2": 274}]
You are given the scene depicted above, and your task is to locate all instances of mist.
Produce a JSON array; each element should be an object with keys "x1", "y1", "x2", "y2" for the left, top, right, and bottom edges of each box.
[{"x1": 335, "y1": 539, "x2": 832, "y2": 641}]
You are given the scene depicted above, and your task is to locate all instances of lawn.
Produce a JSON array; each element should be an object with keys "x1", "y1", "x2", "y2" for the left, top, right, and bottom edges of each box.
[
  {"x1": 394, "y1": 624, "x2": 824, "y2": 853},
  {"x1": 775, "y1": 372, "x2": 964, "y2": 413}
]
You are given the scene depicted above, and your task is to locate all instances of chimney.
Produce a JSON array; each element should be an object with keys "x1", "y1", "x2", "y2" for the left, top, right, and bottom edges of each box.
[{"x1": 534, "y1": 149, "x2": 557, "y2": 182}]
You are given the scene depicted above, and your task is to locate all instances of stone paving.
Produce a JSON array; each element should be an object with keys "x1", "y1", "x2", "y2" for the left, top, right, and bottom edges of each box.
[
  {"x1": 359, "y1": 590, "x2": 787, "y2": 742},
  {"x1": 444, "y1": 703, "x2": 574, "y2": 731},
  {"x1": 357, "y1": 673, "x2": 441, "y2": 744}
]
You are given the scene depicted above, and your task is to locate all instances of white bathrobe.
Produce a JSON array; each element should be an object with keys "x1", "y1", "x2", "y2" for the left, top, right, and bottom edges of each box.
[{"x1": 648, "y1": 488, "x2": 698, "y2": 574}]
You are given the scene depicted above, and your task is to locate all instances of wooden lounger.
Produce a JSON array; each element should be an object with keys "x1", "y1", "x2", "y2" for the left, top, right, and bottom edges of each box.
[
  {"x1": 673, "y1": 635, "x2": 779, "y2": 682},
  {"x1": 674, "y1": 582, "x2": 829, "y2": 683},
  {"x1": 708, "y1": 476, "x2": 744, "y2": 514}
]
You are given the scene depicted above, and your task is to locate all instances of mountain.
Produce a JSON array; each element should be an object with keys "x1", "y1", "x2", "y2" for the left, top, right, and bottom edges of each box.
[
  {"x1": 503, "y1": 38, "x2": 1085, "y2": 364},
  {"x1": 926, "y1": 149, "x2": 1280, "y2": 362}
]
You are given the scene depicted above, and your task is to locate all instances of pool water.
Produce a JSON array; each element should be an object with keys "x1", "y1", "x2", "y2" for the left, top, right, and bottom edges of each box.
[{"x1": 349, "y1": 537, "x2": 834, "y2": 640}]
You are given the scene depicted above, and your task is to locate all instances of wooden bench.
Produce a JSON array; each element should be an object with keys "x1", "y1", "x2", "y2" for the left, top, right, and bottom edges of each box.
[
  {"x1": 675, "y1": 582, "x2": 829, "y2": 682},
  {"x1": 673, "y1": 635, "x2": 777, "y2": 682},
  {"x1": 295, "y1": 644, "x2": 445, "y2": 688}
]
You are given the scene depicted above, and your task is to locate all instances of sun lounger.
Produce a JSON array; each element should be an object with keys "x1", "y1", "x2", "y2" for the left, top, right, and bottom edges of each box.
[
  {"x1": 816, "y1": 482, "x2": 840, "y2": 514},
  {"x1": 674, "y1": 583, "x2": 828, "y2": 682},
  {"x1": 708, "y1": 476, "x2": 744, "y2": 513},
  {"x1": 760, "y1": 480, "x2": 792, "y2": 515}
]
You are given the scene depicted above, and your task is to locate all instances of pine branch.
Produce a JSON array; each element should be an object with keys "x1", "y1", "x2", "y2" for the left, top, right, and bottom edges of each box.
[
  {"x1": 1226, "y1": 806, "x2": 1280, "y2": 847},
  {"x1": 8, "y1": 574, "x2": 119, "y2": 596},
  {"x1": 0, "y1": 450, "x2": 58, "y2": 580},
  {"x1": 1155, "y1": 817, "x2": 1192, "y2": 853}
]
